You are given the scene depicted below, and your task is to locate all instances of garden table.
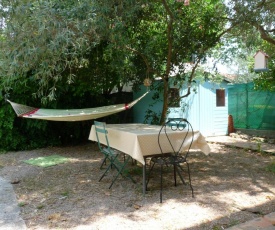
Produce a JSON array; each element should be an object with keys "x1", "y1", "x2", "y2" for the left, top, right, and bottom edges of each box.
[{"x1": 89, "y1": 123, "x2": 211, "y2": 195}]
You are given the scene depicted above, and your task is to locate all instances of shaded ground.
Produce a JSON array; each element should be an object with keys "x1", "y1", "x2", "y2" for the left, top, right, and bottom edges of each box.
[{"x1": 0, "y1": 141, "x2": 275, "y2": 230}]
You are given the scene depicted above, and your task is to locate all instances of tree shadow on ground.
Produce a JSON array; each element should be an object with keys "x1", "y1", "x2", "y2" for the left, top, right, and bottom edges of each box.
[{"x1": 0, "y1": 142, "x2": 274, "y2": 229}]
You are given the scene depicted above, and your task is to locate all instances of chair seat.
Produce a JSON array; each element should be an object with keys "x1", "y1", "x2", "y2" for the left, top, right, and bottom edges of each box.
[
  {"x1": 151, "y1": 155, "x2": 186, "y2": 165},
  {"x1": 102, "y1": 147, "x2": 119, "y2": 157}
]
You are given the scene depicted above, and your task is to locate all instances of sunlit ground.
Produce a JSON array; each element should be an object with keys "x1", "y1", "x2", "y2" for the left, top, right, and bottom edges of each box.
[{"x1": 0, "y1": 142, "x2": 274, "y2": 230}]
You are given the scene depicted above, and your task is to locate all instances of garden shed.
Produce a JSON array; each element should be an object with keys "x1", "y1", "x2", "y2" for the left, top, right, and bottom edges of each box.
[{"x1": 133, "y1": 79, "x2": 230, "y2": 137}]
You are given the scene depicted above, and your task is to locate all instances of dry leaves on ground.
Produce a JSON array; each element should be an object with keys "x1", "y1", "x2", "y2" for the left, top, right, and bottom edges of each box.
[{"x1": 0, "y1": 141, "x2": 275, "y2": 230}]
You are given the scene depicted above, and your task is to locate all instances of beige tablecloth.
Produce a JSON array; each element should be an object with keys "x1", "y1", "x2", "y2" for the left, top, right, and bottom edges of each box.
[{"x1": 89, "y1": 123, "x2": 211, "y2": 165}]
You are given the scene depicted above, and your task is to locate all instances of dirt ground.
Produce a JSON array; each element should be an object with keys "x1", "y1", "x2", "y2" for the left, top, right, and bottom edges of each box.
[{"x1": 0, "y1": 141, "x2": 275, "y2": 230}]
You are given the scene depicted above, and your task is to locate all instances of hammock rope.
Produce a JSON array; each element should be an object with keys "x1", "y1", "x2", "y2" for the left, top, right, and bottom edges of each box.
[{"x1": 7, "y1": 91, "x2": 149, "y2": 122}]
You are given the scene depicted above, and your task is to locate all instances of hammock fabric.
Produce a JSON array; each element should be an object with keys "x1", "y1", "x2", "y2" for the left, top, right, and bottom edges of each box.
[{"x1": 7, "y1": 91, "x2": 148, "y2": 122}]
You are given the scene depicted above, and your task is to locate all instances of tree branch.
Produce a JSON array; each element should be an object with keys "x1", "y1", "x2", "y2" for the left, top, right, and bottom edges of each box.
[
  {"x1": 180, "y1": 60, "x2": 200, "y2": 99},
  {"x1": 162, "y1": 0, "x2": 174, "y2": 79},
  {"x1": 124, "y1": 45, "x2": 160, "y2": 76},
  {"x1": 252, "y1": 22, "x2": 275, "y2": 45}
]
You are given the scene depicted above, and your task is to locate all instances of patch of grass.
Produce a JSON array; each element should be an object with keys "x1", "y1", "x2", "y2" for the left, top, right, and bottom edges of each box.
[
  {"x1": 18, "y1": 202, "x2": 26, "y2": 207},
  {"x1": 61, "y1": 191, "x2": 69, "y2": 197},
  {"x1": 266, "y1": 162, "x2": 275, "y2": 173},
  {"x1": 257, "y1": 142, "x2": 262, "y2": 153},
  {"x1": 129, "y1": 166, "x2": 143, "y2": 175},
  {"x1": 37, "y1": 204, "x2": 44, "y2": 209}
]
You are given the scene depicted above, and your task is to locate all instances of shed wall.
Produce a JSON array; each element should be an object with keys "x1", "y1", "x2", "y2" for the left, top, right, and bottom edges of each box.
[{"x1": 133, "y1": 81, "x2": 229, "y2": 137}]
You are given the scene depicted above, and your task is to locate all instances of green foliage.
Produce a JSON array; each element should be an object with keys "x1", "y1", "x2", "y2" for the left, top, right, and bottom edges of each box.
[
  {"x1": 225, "y1": 0, "x2": 275, "y2": 45},
  {"x1": 0, "y1": 77, "x2": 59, "y2": 151},
  {"x1": 221, "y1": 0, "x2": 275, "y2": 89},
  {"x1": 0, "y1": 100, "x2": 25, "y2": 151},
  {"x1": 253, "y1": 43, "x2": 275, "y2": 92},
  {"x1": 0, "y1": 0, "x2": 227, "y2": 125},
  {"x1": 0, "y1": 0, "x2": 143, "y2": 102},
  {"x1": 18, "y1": 202, "x2": 26, "y2": 207},
  {"x1": 0, "y1": 74, "x2": 131, "y2": 151},
  {"x1": 0, "y1": 0, "x2": 99, "y2": 101},
  {"x1": 144, "y1": 109, "x2": 161, "y2": 125},
  {"x1": 0, "y1": 0, "x2": 233, "y2": 148},
  {"x1": 266, "y1": 162, "x2": 275, "y2": 173},
  {"x1": 254, "y1": 72, "x2": 275, "y2": 92}
]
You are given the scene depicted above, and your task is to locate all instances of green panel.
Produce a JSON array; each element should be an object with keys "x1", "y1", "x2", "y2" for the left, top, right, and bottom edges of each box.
[{"x1": 228, "y1": 83, "x2": 275, "y2": 130}]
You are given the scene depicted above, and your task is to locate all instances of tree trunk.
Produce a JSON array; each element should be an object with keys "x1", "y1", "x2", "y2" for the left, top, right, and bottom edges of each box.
[
  {"x1": 160, "y1": 0, "x2": 174, "y2": 125},
  {"x1": 160, "y1": 76, "x2": 169, "y2": 124}
]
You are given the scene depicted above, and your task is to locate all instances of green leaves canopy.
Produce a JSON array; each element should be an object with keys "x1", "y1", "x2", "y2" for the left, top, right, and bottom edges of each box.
[
  {"x1": 0, "y1": 0, "x2": 99, "y2": 100},
  {"x1": 1, "y1": 0, "x2": 227, "y2": 123},
  {"x1": 225, "y1": 0, "x2": 275, "y2": 46},
  {"x1": 222, "y1": 0, "x2": 275, "y2": 91}
]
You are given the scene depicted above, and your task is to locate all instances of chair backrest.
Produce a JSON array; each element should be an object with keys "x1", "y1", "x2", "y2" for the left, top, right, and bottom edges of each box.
[
  {"x1": 94, "y1": 121, "x2": 112, "y2": 153},
  {"x1": 158, "y1": 118, "x2": 194, "y2": 157}
]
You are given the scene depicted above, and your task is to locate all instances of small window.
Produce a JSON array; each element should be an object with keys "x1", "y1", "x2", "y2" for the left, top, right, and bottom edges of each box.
[
  {"x1": 216, "y1": 89, "x2": 225, "y2": 107},
  {"x1": 168, "y1": 88, "x2": 180, "y2": 107}
]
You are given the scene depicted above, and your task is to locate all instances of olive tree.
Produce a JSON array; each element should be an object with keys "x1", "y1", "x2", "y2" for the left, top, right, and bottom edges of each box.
[
  {"x1": 1, "y1": 0, "x2": 227, "y2": 123},
  {"x1": 221, "y1": 0, "x2": 275, "y2": 91}
]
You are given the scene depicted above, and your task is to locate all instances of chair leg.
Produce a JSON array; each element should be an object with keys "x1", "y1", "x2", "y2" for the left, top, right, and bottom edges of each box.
[
  {"x1": 99, "y1": 154, "x2": 121, "y2": 179},
  {"x1": 175, "y1": 164, "x2": 186, "y2": 185},
  {"x1": 173, "y1": 164, "x2": 177, "y2": 186},
  {"x1": 125, "y1": 171, "x2": 136, "y2": 184},
  {"x1": 100, "y1": 156, "x2": 108, "y2": 169},
  {"x1": 131, "y1": 158, "x2": 137, "y2": 165},
  {"x1": 186, "y1": 162, "x2": 194, "y2": 197},
  {"x1": 147, "y1": 160, "x2": 192, "y2": 202},
  {"x1": 109, "y1": 155, "x2": 136, "y2": 189},
  {"x1": 99, "y1": 161, "x2": 113, "y2": 182},
  {"x1": 160, "y1": 164, "x2": 163, "y2": 203},
  {"x1": 121, "y1": 156, "x2": 136, "y2": 183},
  {"x1": 146, "y1": 161, "x2": 156, "y2": 189}
]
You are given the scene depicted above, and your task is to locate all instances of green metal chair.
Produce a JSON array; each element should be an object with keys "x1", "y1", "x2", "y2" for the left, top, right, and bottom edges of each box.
[{"x1": 94, "y1": 121, "x2": 136, "y2": 189}]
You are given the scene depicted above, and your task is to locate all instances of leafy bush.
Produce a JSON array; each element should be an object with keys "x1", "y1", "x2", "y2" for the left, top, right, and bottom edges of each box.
[
  {"x1": 0, "y1": 100, "x2": 26, "y2": 151},
  {"x1": 0, "y1": 79, "x2": 133, "y2": 151},
  {"x1": 0, "y1": 79, "x2": 61, "y2": 151}
]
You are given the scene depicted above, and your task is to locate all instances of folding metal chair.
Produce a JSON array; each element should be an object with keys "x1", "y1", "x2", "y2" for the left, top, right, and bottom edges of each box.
[
  {"x1": 94, "y1": 121, "x2": 135, "y2": 189},
  {"x1": 146, "y1": 118, "x2": 194, "y2": 203}
]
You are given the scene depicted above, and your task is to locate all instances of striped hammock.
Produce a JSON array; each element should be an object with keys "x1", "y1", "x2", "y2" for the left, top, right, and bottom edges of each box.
[{"x1": 7, "y1": 91, "x2": 148, "y2": 122}]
